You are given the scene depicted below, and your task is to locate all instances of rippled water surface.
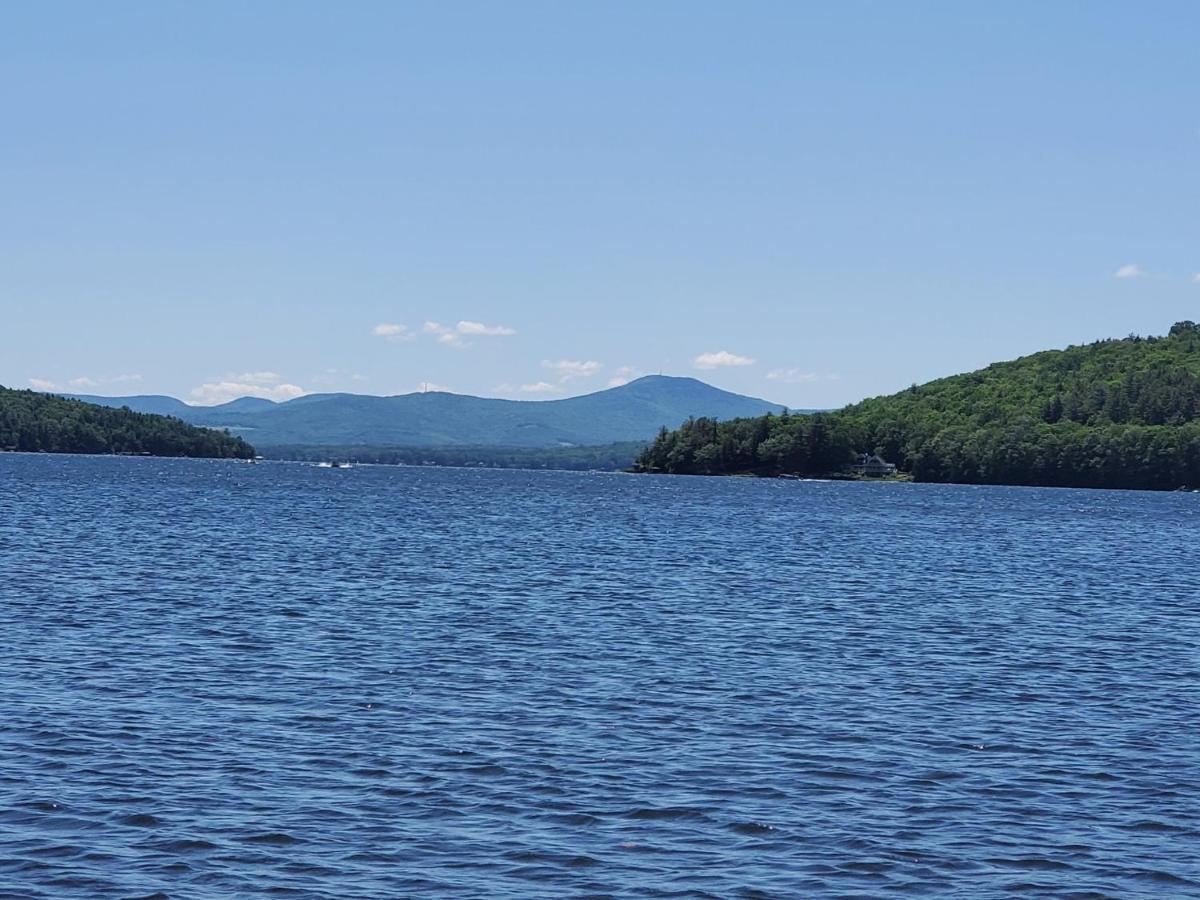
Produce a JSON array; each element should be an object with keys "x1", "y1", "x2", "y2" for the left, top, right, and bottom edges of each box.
[{"x1": 1, "y1": 455, "x2": 1198, "y2": 898}]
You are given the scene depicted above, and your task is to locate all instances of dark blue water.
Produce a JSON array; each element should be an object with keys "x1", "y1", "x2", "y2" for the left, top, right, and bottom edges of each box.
[{"x1": 1, "y1": 455, "x2": 1198, "y2": 898}]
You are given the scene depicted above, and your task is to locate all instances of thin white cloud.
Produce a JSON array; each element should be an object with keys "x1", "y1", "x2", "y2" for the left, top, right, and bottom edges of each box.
[
  {"x1": 1114, "y1": 263, "x2": 1144, "y2": 279},
  {"x1": 232, "y1": 371, "x2": 282, "y2": 385},
  {"x1": 423, "y1": 321, "x2": 467, "y2": 348},
  {"x1": 421, "y1": 319, "x2": 517, "y2": 348},
  {"x1": 190, "y1": 381, "x2": 308, "y2": 405},
  {"x1": 1192, "y1": 273, "x2": 1200, "y2": 284},
  {"x1": 607, "y1": 365, "x2": 642, "y2": 387},
  {"x1": 495, "y1": 381, "x2": 562, "y2": 395},
  {"x1": 542, "y1": 359, "x2": 602, "y2": 381},
  {"x1": 518, "y1": 381, "x2": 563, "y2": 394},
  {"x1": 372, "y1": 323, "x2": 413, "y2": 342},
  {"x1": 694, "y1": 350, "x2": 756, "y2": 370},
  {"x1": 457, "y1": 320, "x2": 516, "y2": 336},
  {"x1": 766, "y1": 368, "x2": 821, "y2": 384},
  {"x1": 311, "y1": 368, "x2": 369, "y2": 387},
  {"x1": 30, "y1": 373, "x2": 142, "y2": 393},
  {"x1": 190, "y1": 371, "x2": 307, "y2": 405}
]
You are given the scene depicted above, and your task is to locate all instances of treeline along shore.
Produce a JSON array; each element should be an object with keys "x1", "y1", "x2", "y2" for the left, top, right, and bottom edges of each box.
[
  {"x1": 634, "y1": 322, "x2": 1200, "y2": 491},
  {"x1": 266, "y1": 442, "x2": 645, "y2": 470},
  {"x1": 0, "y1": 387, "x2": 255, "y2": 459}
]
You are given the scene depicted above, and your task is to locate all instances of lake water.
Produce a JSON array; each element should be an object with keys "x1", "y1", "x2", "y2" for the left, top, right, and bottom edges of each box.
[{"x1": 1, "y1": 455, "x2": 1198, "y2": 898}]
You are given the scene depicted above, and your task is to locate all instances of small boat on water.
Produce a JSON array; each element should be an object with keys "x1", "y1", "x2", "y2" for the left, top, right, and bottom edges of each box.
[{"x1": 316, "y1": 461, "x2": 353, "y2": 469}]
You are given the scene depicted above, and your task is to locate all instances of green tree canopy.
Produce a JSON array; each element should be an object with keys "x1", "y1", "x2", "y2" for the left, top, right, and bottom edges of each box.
[
  {"x1": 0, "y1": 387, "x2": 255, "y2": 459},
  {"x1": 634, "y1": 323, "x2": 1200, "y2": 490}
]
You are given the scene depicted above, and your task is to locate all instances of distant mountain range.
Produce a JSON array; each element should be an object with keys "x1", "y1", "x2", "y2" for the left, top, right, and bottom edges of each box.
[{"x1": 68, "y1": 376, "x2": 794, "y2": 448}]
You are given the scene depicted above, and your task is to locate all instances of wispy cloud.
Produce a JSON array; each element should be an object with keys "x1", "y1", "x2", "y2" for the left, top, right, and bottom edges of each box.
[
  {"x1": 190, "y1": 381, "x2": 307, "y2": 405},
  {"x1": 607, "y1": 365, "x2": 642, "y2": 388},
  {"x1": 422, "y1": 321, "x2": 466, "y2": 348},
  {"x1": 1114, "y1": 263, "x2": 1144, "y2": 279},
  {"x1": 311, "y1": 368, "x2": 367, "y2": 386},
  {"x1": 372, "y1": 323, "x2": 414, "y2": 342},
  {"x1": 518, "y1": 382, "x2": 562, "y2": 394},
  {"x1": 457, "y1": 320, "x2": 516, "y2": 336},
  {"x1": 766, "y1": 368, "x2": 821, "y2": 384},
  {"x1": 30, "y1": 373, "x2": 142, "y2": 393},
  {"x1": 190, "y1": 372, "x2": 308, "y2": 405},
  {"x1": 694, "y1": 350, "x2": 755, "y2": 370},
  {"x1": 542, "y1": 359, "x2": 602, "y2": 381},
  {"x1": 231, "y1": 371, "x2": 282, "y2": 385},
  {"x1": 1192, "y1": 273, "x2": 1200, "y2": 284},
  {"x1": 422, "y1": 320, "x2": 518, "y2": 348},
  {"x1": 494, "y1": 381, "x2": 563, "y2": 395}
]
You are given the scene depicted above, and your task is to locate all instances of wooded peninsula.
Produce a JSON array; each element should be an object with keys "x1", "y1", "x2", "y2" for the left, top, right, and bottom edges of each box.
[
  {"x1": 0, "y1": 387, "x2": 256, "y2": 459},
  {"x1": 634, "y1": 322, "x2": 1200, "y2": 491}
]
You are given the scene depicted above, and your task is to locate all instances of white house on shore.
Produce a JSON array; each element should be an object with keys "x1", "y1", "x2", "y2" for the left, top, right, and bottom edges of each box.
[{"x1": 849, "y1": 453, "x2": 897, "y2": 477}]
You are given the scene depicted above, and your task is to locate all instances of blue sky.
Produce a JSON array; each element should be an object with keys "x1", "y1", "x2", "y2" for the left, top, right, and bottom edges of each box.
[{"x1": 2, "y1": 2, "x2": 1197, "y2": 407}]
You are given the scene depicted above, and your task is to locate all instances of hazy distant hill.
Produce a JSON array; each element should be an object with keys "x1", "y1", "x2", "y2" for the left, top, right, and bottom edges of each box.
[
  {"x1": 68, "y1": 393, "x2": 197, "y2": 418},
  {"x1": 69, "y1": 393, "x2": 272, "y2": 417},
  {"x1": 68, "y1": 376, "x2": 792, "y2": 448}
]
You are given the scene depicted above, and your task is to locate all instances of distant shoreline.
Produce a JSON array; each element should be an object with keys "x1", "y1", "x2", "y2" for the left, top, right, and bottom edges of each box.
[{"x1": 6, "y1": 450, "x2": 1196, "y2": 494}]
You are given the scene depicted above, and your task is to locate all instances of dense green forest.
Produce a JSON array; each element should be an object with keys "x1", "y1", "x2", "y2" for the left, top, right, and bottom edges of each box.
[
  {"x1": 635, "y1": 322, "x2": 1200, "y2": 490},
  {"x1": 270, "y1": 441, "x2": 644, "y2": 470},
  {"x1": 0, "y1": 387, "x2": 255, "y2": 459}
]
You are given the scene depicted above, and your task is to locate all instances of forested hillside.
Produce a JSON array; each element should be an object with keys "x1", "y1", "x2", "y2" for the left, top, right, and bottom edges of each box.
[
  {"x1": 0, "y1": 387, "x2": 255, "y2": 458},
  {"x1": 635, "y1": 322, "x2": 1200, "y2": 490}
]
